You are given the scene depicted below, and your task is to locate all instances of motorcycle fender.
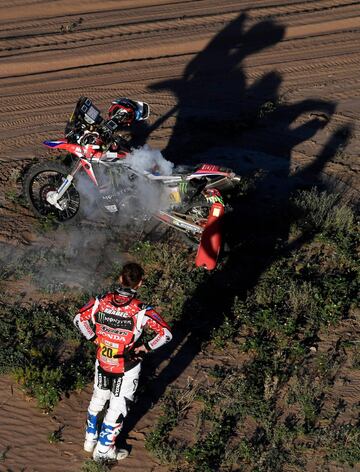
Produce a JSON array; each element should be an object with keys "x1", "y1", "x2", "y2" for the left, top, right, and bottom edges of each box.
[
  {"x1": 43, "y1": 140, "x2": 80, "y2": 154},
  {"x1": 195, "y1": 202, "x2": 224, "y2": 270}
]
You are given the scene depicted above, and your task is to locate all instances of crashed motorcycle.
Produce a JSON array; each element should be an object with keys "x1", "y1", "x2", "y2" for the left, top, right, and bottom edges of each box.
[{"x1": 23, "y1": 97, "x2": 241, "y2": 269}]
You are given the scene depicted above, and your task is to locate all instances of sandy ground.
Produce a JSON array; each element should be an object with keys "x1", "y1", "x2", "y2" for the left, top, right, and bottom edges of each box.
[
  {"x1": 0, "y1": 1, "x2": 359, "y2": 471},
  {"x1": 0, "y1": 375, "x2": 170, "y2": 472}
]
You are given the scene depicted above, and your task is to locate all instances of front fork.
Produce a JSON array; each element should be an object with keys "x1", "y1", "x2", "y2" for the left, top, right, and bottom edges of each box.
[{"x1": 46, "y1": 161, "x2": 82, "y2": 209}]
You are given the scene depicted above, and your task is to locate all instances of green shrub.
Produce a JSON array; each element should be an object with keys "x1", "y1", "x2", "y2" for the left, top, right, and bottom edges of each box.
[
  {"x1": 132, "y1": 240, "x2": 208, "y2": 325},
  {"x1": 48, "y1": 426, "x2": 64, "y2": 444},
  {"x1": 184, "y1": 416, "x2": 234, "y2": 472},
  {"x1": 0, "y1": 302, "x2": 95, "y2": 410},
  {"x1": 145, "y1": 399, "x2": 181, "y2": 462},
  {"x1": 81, "y1": 460, "x2": 111, "y2": 472},
  {"x1": 293, "y1": 189, "x2": 345, "y2": 232},
  {"x1": 292, "y1": 187, "x2": 358, "y2": 254},
  {"x1": 13, "y1": 365, "x2": 62, "y2": 411},
  {"x1": 326, "y1": 424, "x2": 360, "y2": 466}
]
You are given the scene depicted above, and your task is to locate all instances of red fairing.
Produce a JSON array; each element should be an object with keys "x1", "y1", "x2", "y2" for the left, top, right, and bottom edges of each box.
[
  {"x1": 195, "y1": 202, "x2": 225, "y2": 270},
  {"x1": 193, "y1": 164, "x2": 232, "y2": 176},
  {"x1": 43, "y1": 141, "x2": 103, "y2": 159},
  {"x1": 43, "y1": 141, "x2": 80, "y2": 153},
  {"x1": 73, "y1": 292, "x2": 172, "y2": 374}
]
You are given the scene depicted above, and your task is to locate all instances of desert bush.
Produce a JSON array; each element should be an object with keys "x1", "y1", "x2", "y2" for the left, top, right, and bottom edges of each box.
[
  {"x1": 350, "y1": 343, "x2": 360, "y2": 369},
  {"x1": 13, "y1": 365, "x2": 62, "y2": 410},
  {"x1": 292, "y1": 187, "x2": 358, "y2": 254},
  {"x1": 184, "y1": 416, "x2": 234, "y2": 472},
  {"x1": 48, "y1": 426, "x2": 64, "y2": 444},
  {"x1": 293, "y1": 188, "x2": 348, "y2": 232},
  {"x1": 145, "y1": 387, "x2": 190, "y2": 463},
  {"x1": 212, "y1": 233, "x2": 357, "y2": 351},
  {"x1": 132, "y1": 240, "x2": 208, "y2": 325},
  {"x1": 81, "y1": 460, "x2": 111, "y2": 472},
  {"x1": 325, "y1": 424, "x2": 360, "y2": 466},
  {"x1": 0, "y1": 302, "x2": 95, "y2": 410},
  {"x1": 287, "y1": 378, "x2": 325, "y2": 431},
  {"x1": 0, "y1": 245, "x2": 74, "y2": 292}
]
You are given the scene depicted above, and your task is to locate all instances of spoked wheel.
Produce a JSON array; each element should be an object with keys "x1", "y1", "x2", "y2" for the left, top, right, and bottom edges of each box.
[{"x1": 23, "y1": 162, "x2": 81, "y2": 223}]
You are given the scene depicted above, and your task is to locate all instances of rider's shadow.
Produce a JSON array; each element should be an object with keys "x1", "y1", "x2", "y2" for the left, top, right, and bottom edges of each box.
[
  {"x1": 146, "y1": 13, "x2": 284, "y2": 159},
  {"x1": 121, "y1": 11, "x2": 352, "y2": 444}
]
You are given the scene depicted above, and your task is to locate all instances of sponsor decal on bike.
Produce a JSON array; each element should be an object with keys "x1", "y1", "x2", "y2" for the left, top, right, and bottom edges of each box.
[
  {"x1": 178, "y1": 181, "x2": 188, "y2": 193},
  {"x1": 43, "y1": 140, "x2": 66, "y2": 147},
  {"x1": 204, "y1": 189, "x2": 224, "y2": 206},
  {"x1": 173, "y1": 219, "x2": 199, "y2": 231}
]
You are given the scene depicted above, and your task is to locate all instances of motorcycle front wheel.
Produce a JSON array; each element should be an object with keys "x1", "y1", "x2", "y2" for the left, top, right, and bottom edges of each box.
[{"x1": 23, "y1": 161, "x2": 81, "y2": 223}]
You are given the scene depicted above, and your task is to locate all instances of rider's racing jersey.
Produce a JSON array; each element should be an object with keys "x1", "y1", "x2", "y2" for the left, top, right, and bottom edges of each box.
[{"x1": 73, "y1": 287, "x2": 172, "y2": 374}]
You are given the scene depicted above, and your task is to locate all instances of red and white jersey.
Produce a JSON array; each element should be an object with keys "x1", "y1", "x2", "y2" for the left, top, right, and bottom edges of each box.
[{"x1": 73, "y1": 288, "x2": 172, "y2": 374}]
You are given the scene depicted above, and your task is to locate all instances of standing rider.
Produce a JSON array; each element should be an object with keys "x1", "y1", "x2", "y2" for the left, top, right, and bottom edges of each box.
[{"x1": 73, "y1": 262, "x2": 172, "y2": 461}]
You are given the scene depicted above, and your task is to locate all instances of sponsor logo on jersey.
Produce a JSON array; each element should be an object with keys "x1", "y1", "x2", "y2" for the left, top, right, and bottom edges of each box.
[
  {"x1": 83, "y1": 321, "x2": 95, "y2": 336},
  {"x1": 151, "y1": 335, "x2": 161, "y2": 346},
  {"x1": 103, "y1": 308, "x2": 129, "y2": 318},
  {"x1": 98, "y1": 330, "x2": 128, "y2": 342},
  {"x1": 98, "y1": 325, "x2": 131, "y2": 336},
  {"x1": 97, "y1": 311, "x2": 134, "y2": 330}
]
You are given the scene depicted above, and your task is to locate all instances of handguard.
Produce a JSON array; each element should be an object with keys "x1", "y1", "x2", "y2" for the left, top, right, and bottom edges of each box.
[{"x1": 195, "y1": 201, "x2": 225, "y2": 270}]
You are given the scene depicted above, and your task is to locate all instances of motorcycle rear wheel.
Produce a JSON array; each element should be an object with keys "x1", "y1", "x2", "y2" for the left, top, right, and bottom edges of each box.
[
  {"x1": 178, "y1": 198, "x2": 212, "y2": 248},
  {"x1": 23, "y1": 161, "x2": 81, "y2": 223}
]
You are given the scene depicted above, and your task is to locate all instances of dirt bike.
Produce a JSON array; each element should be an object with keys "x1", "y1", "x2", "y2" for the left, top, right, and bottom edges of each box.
[{"x1": 23, "y1": 97, "x2": 241, "y2": 269}]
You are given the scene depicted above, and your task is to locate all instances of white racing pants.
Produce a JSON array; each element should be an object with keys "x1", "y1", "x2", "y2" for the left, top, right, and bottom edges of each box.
[{"x1": 85, "y1": 361, "x2": 140, "y2": 451}]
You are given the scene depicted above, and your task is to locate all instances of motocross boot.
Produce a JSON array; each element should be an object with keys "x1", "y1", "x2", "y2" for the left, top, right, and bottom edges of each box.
[
  {"x1": 84, "y1": 411, "x2": 98, "y2": 453},
  {"x1": 93, "y1": 421, "x2": 128, "y2": 461}
]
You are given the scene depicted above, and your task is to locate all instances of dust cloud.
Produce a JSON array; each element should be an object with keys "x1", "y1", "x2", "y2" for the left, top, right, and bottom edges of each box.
[{"x1": 0, "y1": 146, "x2": 175, "y2": 297}]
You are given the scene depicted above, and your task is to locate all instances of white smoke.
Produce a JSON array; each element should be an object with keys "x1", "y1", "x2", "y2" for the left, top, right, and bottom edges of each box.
[
  {"x1": 125, "y1": 145, "x2": 174, "y2": 176},
  {"x1": 75, "y1": 145, "x2": 174, "y2": 224}
]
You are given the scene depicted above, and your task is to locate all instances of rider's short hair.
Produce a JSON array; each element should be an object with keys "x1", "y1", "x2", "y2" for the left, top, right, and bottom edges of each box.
[{"x1": 121, "y1": 262, "x2": 144, "y2": 288}]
